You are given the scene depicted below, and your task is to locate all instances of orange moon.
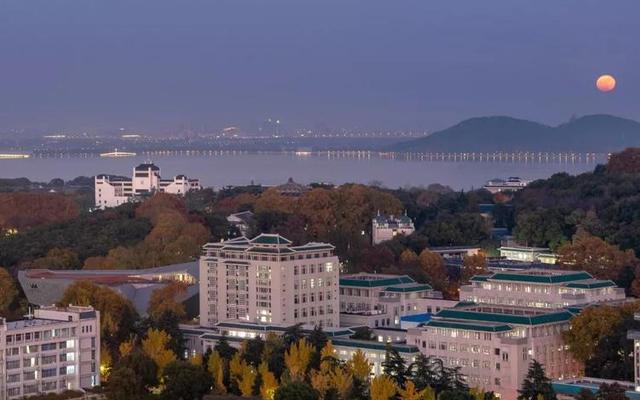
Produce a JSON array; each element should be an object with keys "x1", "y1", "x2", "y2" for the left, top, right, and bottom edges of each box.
[{"x1": 596, "y1": 74, "x2": 616, "y2": 92}]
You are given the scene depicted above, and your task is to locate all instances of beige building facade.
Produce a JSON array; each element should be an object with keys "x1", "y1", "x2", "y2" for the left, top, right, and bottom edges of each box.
[{"x1": 199, "y1": 234, "x2": 340, "y2": 328}]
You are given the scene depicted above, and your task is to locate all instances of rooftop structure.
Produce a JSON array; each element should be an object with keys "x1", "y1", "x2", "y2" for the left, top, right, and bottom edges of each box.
[
  {"x1": 0, "y1": 306, "x2": 100, "y2": 399},
  {"x1": 372, "y1": 212, "x2": 415, "y2": 244},
  {"x1": 94, "y1": 162, "x2": 201, "y2": 209},
  {"x1": 460, "y1": 269, "x2": 625, "y2": 309},
  {"x1": 275, "y1": 177, "x2": 310, "y2": 197},
  {"x1": 407, "y1": 303, "x2": 582, "y2": 400},
  {"x1": 18, "y1": 262, "x2": 199, "y2": 315},
  {"x1": 339, "y1": 273, "x2": 455, "y2": 329},
  {"x1": 199, "y1": 234, "x2": 339, "y2": 328}
]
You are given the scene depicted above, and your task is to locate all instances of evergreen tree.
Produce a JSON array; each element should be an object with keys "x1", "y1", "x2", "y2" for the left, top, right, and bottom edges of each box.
[
  {"x1": 215, "y1": 333, "x2": 238, "y2": 361},
  {"x1": 518, "y1": 360, "x2": 557, "y2": 400},
  {"x1": 595, "y1": 383, "x2": 627, "y2": 400},
  {"x1": 274, "y1": 381, "x2": 319, "y2": 400},
  {"x1": 283, "y1": 323, "x2": 305, "y2": 347},
  {"x1": 162, "y1": 360, "x2": 213, "y2": 400},
  {"x1": 382, "y1": 344, "x2": 410, "y2": 388}
]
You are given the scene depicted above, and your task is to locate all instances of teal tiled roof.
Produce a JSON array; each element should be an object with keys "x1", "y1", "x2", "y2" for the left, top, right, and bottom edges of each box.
[
  {"x1": 564, "y1": 280, "x2": 616, "y2": 289},
  {"x1": 489, "y1": 271, "x2": 593, "y2": 284},
  {"x1": 426, "y1": 320, "x2": 512, "y2": 333},
  {"x1": 436, "y1": 308, "x2": 573, "y2": 325},
  {"x1": 385, "y1": 284, "x2": 432, "y2": 293},
  {"x1": 331, "y1": 339, "x2": 419, "y2": 353},
  {"x1": 250, "y1": 234, "x2": 292, "y2": 245},
  {"x1": 340, "y1": 275, "x2": 415, "y2": 288}
]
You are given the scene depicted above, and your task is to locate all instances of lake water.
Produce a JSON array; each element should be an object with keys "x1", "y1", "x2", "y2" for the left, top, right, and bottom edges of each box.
[{"x1": 0, "y1": 152, "x2": 602, "y2": 190}]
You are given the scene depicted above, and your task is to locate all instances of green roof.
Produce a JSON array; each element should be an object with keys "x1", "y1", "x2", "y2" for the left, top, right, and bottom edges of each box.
[
  {"x1": 436, "y1": 308, "x2": 573, "y2": 325},
  {"x1": 564, "y1": 280, "x2": 616, "y2": 289},
  {"x1": 331, "y1": 339, "x2": 419, "y2": 353},
  {"x1": 340, "y1": 275, "x2": 415, "y2": 288},
  {"x1": 385, "y1": 284, "x2": 432, "y2": 293},
  {"x1": 250, "y1": 234, "x2": 292, "y2": 245},
  {"x1": 489, "y1": 271, "x2": 593, "y2": 284},
  {"x1": 426, "y1": 320, "x2": 512, "y2": 333},
  {"x1": 470, "y1": 275, "x2": 490, "y2": 282}
]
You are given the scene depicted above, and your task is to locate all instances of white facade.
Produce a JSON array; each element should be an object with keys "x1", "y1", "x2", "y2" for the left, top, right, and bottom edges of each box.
[
  {"x1": 372, "y1": 213, "x2": 415, "y2": 245},
  {"x1": 339, "y1": 273, "x2": 456, "y2": 329},
  {"x1": 199, "y1": 234, "x2": 340, "y2": 328},
  {"x1": 0, "y1": 306, "x2": 100, "y2": 400},
  {"x1": 460, "y1": 269, "x2": 626, "y2": 309},
  {"x1": 407, "y1": 304, "x2": 581, "y2": 400},
  {"x1": 95, "y1": 163, "x2": 201, "y2": 209}
]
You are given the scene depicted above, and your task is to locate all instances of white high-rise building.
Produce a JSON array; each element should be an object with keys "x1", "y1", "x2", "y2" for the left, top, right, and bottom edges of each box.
[
  {"x1": 95, "y1": 163, "x2": 201, "y2": 209},
  {"x1": 199, "y1": 234, "x2": 340, "y2": 328},
  {"x1": 0, "y1": 306, "x2": 100, "y2": 400}
]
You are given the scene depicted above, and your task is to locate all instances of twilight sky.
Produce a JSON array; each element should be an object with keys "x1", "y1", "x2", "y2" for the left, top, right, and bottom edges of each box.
[{"x1": 0, "y1": 0, "x2": 638, "y2": 135}]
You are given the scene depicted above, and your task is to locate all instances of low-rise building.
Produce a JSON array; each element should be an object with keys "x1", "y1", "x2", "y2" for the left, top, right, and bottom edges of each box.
[
  {"x1": 181, "y1": 322, "x2": 420, "y2": 376},
  {"x1": 95, "y1": 163, "x2": 201, "y2": 209},
  {"x1": 18, "y1": 262, "x2": 199, "y2": 315},
  {"x1": 430, "y1": 246, "x2": 481, "y2": 260},
  {"x1": 0, "y1": 306, "x2": 100, "y2": 400},
  {"x1": 372, "y1": 213, "x2": 415, "y2": 245},
  {"x1": 499, "y1": 246, "x2": 557, "y2": 264},
  {"x1": 459, "y1": 269, "x2": 626, "y2": 309},
  {"x1": 407, "y1": 303, "x2": 582, "y2": 400},
  {"x1": 339, "y1": 273, "x2": 456, "y2": 329},
  {"x1": 199, "y1": 234, "x2": 340, "y2": 328}
]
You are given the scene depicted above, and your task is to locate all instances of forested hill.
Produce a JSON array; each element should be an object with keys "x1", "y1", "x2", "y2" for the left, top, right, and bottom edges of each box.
[{"x1": 389, "y1": 114, "x2": 640, "y2": 152}]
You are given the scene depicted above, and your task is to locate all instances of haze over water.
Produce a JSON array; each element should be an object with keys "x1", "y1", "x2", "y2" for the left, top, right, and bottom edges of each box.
[{"x1": 0, "y1": 153, "x2": 599, "y2": 190}]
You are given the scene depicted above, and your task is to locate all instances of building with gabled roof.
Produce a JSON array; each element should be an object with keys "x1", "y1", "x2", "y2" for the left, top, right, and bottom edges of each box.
[
  {"x1": 199, "y1": 234, "x2": 339, "y2": 328},
  {"x1": 459, "y1": 269, "x2": 625, "y2": 309},
  {"x1": 372, "y1": 212, "x2": 415, "y2": 244},
  {"x1": 407, "y1": 302, "x2": 582, "y2": 400}
]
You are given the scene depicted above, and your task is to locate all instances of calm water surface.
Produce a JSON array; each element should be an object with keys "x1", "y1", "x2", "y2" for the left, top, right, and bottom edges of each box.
[{"x1": 0, "y1": 153, "x2": 601, "y2": 190}]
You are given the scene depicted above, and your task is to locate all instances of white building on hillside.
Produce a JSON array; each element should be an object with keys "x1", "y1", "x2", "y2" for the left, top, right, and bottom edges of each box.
[
  {"x1": 372, "y1": 212, "x2": 415, "y2": 244},
  {"x1": 0, "y1": 306, "x2": 100, "y2": 400},
  {"x1": 94, "y1": 163, "x2": 201, "y2": 209},
  {"x1": 460, "y1": 269, "x2": 626, "y2": 309},
  {"x1": 199, "y1": 234, "x2": 340, "y2": 328}
]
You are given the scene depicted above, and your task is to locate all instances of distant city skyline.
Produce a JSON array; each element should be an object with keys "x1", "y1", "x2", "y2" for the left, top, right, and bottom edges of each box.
[{"x1": 0, "y1": 0, "x2": 638, "y2": 135}]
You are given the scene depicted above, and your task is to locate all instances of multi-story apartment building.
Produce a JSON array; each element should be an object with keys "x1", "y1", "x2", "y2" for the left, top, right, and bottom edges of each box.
[
  {"x1": 407, "y1": 303, "x2": 582, "y2": 400},
  {"x1": 372, "y1": 213, "x2": 415, "y2": 244},
  {"x1": 199, "y1": 234, "x2": 340, "y2": 328},
  {"x1": 0, "y1": 306, "x2": 100, "y2": 400},
  {"x1": 460, "y1": 269, "x2": 626, "y2": 309},
  {"x1": 95, "y1": 163, "x2": 201, "y2": 209},
  {"x1": 339, "y1": 273, "x2": 455, "y2": 328}
]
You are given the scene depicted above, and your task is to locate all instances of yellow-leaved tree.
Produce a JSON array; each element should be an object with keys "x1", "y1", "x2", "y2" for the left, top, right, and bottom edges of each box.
[
  {"x1": 118, "y1": 336, "x2": 135, "y2": 358},
  {"x1": 189, "y1": 353, "x2": 203, "y2": 367},
  {"x1": 208, "y1": 351, "x2": 226, "y2": 394},
  {"x1": 259, "y1": 361, "x2": 278, "y2": 400},
  {"x1": 399, "y1": 380, "x2": 433, "y2": 400},
  {"x1": 230, "y1": 352, "x2": 257, "y2": 397},
  {"x1": 141, "y1": 328, "x2": 176, "y2": 381},
  {"x1": 346, "y1": 349, "x2": 371, "y2": 383},
  {"x1": 330, "y1": 367, "x2": 353, "y2": 400},
  {"x1": 284, "y1": 338, "x2": 313, "y2": 381},
  {"x1": 371, "y1": 375, "x2": 398, "y2": 400}
]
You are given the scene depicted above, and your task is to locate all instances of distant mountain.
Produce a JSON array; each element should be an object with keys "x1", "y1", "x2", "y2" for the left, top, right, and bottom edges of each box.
[{"x1": 389, "y1": 115, "x2": 640, "y2": 152}]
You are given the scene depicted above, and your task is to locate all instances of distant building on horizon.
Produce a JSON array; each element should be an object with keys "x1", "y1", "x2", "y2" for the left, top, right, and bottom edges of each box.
[
  {"x1": 94, "y1": 163, "x2": 201, "y2": 209},
  {"x1": 0, "y1": 306, "x2": 100, "y2": 399},
  {"x1": 226, "y1": 210, "x2": 255, "y2": 236},
  {"x1": 371, "y1": 212, "x2": 415, "y2": 244}
]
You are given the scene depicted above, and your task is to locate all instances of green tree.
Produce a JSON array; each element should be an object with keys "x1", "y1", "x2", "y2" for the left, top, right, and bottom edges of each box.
[
  {"x1": 215, "y1": 333, "x2": 238, "y2": 361},
  {"x1": 0, "y1": 268, "x2": 18, "y2": 316},
  {"x1": 274, "y1": 381, "x2": 319, "y2": 400},
  {"x1": 595, "y1": 383, "x2": 628, "y2": 400},
  {"x1": 518, "y1": 360, "x2": 556, "y2": 400},
  {"x1": 382, "y1": 344, "x2": 411, "y2": 388},
  {"x1": 106, "y1": 366, "x2": 139, "y2": 400},
  {"x1": 162, "y1": 360, "x2": 213, "y2": 400}
]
